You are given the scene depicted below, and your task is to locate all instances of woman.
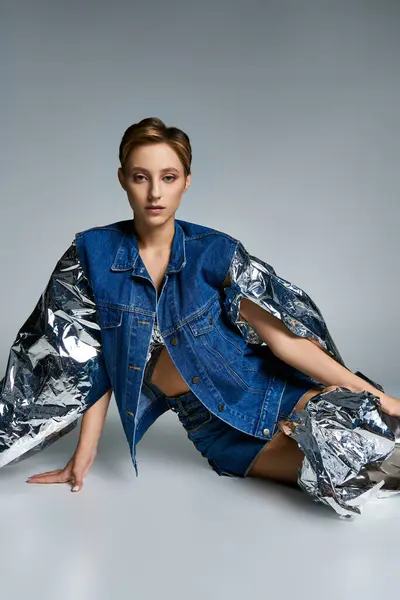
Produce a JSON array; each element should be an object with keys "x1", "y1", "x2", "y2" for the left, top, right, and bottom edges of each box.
[{"x1": 2, "y1": 117, "x2": 399, "y2": 517}]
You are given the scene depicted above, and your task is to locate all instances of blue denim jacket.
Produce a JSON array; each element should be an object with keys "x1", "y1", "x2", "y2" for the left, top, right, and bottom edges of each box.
[{"x1": 0, "y1": 217, "x2": 357, "y2": 472}]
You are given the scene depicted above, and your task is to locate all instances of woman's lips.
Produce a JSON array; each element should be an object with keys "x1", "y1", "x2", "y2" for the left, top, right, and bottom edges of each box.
[{"x1": 145, "y1": 206, "x2": 165, "y2": 214}]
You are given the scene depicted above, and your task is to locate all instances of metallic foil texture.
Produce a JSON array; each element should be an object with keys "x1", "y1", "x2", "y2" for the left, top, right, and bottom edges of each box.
[
  {"x1": 1, "y1": 235, "x2": 398, "y2": 519},
  {"x1": 0, "y1": 240, "x2": 107, "y2": 467},
  {"x1": 225, "y1": 242, "x2": 400, "y2": 517},
  {"x1": 145, "y1": 317, "x2": 165, "y2": 366},
  {"x1": 280, "y1": 387, "x2": 396, "y2": 518},
  {"x1": 224, "y1": 242, "x2": 345, "y2": 365}
]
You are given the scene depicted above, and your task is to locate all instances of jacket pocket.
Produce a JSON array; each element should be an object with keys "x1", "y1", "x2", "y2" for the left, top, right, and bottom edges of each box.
[
  {"x1": 188, "y1": 296, "x2": 247, "y2": 363},
  {"x1": 96, "y1": 303, "x2": 124, "y2": 328},
  {"x1": 187, "y1": 296, "x2": 222, "y2": 336},
  {"x1": 96, "y1": 303, "x2": 124, "y2": 369}
]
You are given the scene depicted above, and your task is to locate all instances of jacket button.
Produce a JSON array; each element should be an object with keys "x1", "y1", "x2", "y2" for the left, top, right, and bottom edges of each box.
[
  {"x1": 262, "y1": 428, "x2": 270, "y2": 436},
  {"x1": 171, "y1": 338, "x2": 179, "y2": 346},
  {"x1": 126, "y1": 410, "x2": 135, "y2": 417},
  {"x1": 192, "y1": 376, "x2": 200, "y2": 384},
  {"x1": 218, "y1": 403, "x2": 224, "y2": 411}
]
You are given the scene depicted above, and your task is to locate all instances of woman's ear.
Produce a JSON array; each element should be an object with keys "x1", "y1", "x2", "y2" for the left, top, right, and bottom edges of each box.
[
  {"x1": 184, "y1": 173, "x2": 192, "y2": 192},
  {"x1": 117, "y1": 167, "x2": 127, "y2": 191}
]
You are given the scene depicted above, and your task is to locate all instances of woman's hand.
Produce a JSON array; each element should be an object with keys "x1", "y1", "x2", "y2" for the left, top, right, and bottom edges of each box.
[
  {"x1": 25, "y1": 389, "x2": 112, "y2": 492},
  {"x1": 25, "y1": 445, "x2": 97, "y2": 492},
  {"x1": 378, "y1": 393, "x2": 400, "y2": 418}
]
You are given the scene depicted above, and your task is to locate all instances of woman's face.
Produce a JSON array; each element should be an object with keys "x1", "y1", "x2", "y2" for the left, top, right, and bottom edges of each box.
[{"x1": 118, "y1": 142, "x2": 191, "y2": 226}]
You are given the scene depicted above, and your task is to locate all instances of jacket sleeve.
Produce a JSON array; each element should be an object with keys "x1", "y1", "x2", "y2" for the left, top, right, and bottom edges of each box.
[
  {"x1": 0, "y1": 238, "x2": 112, "y2": 468},
  {"x1": 222, "y1": 241, "x2": 346, "y2": 366}
]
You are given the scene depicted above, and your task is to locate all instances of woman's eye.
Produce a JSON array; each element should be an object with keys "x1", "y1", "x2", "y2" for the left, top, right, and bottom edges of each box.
[{"x1": 133, "y1": 174, "x2": 176, "y2": 183}]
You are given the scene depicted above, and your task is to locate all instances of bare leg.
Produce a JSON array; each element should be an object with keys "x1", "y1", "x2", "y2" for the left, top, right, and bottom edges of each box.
[
  {"x1": 246, "y1": 384, "x2": 362, "y2": 484},
  {"x1": 247, "y1": 429, "x2": 305, "y2": 484},
  {"x1": 150, "y1": 348, "x2": 371, "y2": 485}
]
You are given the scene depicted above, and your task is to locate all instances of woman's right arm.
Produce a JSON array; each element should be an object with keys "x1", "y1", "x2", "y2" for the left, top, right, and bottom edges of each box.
[
  {"x1": 26, "y1": 388, "x2": 113, "y2": 492},
  {"x1": 78, "y1": 388, "x2": 113, "y2": 453}
]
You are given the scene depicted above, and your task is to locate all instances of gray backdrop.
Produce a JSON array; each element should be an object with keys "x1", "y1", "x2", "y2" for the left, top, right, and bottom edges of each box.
[
  {"x1": 1, "y1": 3, "x2": 400, "y2": 599},
  {"x1": 1, "y1": 0, "x2": 399, "y2": 395}
]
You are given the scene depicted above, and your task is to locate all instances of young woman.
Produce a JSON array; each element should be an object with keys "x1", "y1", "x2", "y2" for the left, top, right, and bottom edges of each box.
[{"x1": 2, "y1": 117, "x2": 399, "y2": 517}]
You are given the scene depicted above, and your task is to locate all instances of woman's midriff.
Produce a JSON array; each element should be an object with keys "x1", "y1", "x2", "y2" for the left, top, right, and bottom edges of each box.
[
  {"x1": 150, "y1": 346, "x2": 192, "y2": 396},
  {"x1": 151, "y1": 311, "x2": 249, "y2": 397},
  {"x1": 149, "y1": 337, "x2": 324, "y2": 407}
]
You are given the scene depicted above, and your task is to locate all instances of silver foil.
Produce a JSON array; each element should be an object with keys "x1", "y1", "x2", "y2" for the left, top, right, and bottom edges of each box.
[
  {"x1": 0, "y1": 240, "x2": 109, "y2": 467},
  {"x1": 0, "y1": 239, "x2": 167, "y2": 469},
  {"x1": 2, "y1": 235, "x2": 398, "y2": 519},
  {"x1": 224, "y1": 242, "x2": 345, "y2": 365},
  {"x1": 145, "y1": 317, "x2": 165, "y2": 365},
  {"x1": 224, "y1": 242, "x2": 400, "y2": 517},
  {"x1": 279, "y1": 388, "x2": 395, "y2": 518}
]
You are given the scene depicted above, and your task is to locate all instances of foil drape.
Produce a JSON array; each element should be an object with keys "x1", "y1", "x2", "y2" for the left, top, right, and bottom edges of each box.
[
  {"x1": 280, "y1": 387, "x2": 396, "y2": 518},
  {"x1": 224, "y1": 242, "x2": 400, "y2": 517},
  {"x1": 0, "y1": 240, "x2": 111, "y2": 467},
  {"x1": 1, "y1": 235, "x2": 398, "y2": 518},
  {"x1": 223, "y1": 242, "x2": 345, "y2": 365}
]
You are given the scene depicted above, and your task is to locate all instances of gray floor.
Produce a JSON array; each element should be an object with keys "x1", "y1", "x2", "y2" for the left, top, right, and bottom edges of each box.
[{"x1": 2, "y1": 398, "x2": 400, "y2": 600}]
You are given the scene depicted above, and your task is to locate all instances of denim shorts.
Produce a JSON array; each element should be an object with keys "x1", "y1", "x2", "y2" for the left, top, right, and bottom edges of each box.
[{"x1": 142, "y1": 352, "x2": 323, "y2": 478}]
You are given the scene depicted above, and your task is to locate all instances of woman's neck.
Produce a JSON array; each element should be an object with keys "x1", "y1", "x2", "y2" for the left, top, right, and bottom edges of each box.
[{"x1": 132, "y1": 216, "x2": 175, "y2": 251}]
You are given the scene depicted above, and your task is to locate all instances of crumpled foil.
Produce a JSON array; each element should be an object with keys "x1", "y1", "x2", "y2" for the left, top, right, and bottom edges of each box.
[
  {"x1": 2, "y1": 233, "x2": 399, "y2": 519},
  {"x1": 224, "y1": 242, "x2": 346, "y2": 365},
  {"x1": 224, "y1": 242, "x2": 400, "y2": 517},
  {"x1": 279, "y1": 386, "x2": 399, "y2": 518},
  {"x1": 0, "y1": 239, "x2": 110, "y2": 467}
]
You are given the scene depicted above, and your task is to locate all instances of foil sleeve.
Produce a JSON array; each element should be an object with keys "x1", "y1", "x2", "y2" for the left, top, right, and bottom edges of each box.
[
  {"x1": 280, "y1": 386, "x2": 396, "y2": 518},
  {"x1": 223, "y1": 242, "x2": 345, "y2": 366},
  {"x1": 0, "y1": 238, "x2": 112, "y2": 468}
]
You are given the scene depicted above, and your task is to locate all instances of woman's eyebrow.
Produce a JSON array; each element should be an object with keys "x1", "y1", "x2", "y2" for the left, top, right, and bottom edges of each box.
[{"x1": 131, "y1": 166, "x2": 180, "y2": 174}]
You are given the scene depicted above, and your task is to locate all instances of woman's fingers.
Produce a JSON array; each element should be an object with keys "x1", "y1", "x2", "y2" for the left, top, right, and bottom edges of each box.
[
  {"x1": 26, "y1": 471, "x2": 71, "y2": 484},
  {"x1": 26, "y1": 473, "x2": 71, "y2": 483},
  {"x1": 27, "y1": 469, "x2": 63, "y2": 479},
  {"x1": 25, "y1": 452, "x2": 95, "y2": 492}
]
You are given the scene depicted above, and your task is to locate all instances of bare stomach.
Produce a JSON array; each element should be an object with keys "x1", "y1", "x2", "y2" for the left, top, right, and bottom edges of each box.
[
  {"x1": 150, "y1": 346, "x2": 323, "y2": 405},
  {"x1": 150, "y1": 346, "x2": 191, "y2": 396}
]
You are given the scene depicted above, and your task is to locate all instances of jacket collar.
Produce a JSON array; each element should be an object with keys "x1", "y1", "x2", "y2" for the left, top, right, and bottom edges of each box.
[{"x1": 111, "y1": 218, "x2": 187, "y2": 274}]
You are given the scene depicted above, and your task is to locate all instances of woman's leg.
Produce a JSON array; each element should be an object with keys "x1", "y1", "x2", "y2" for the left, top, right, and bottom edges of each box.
[
  {"x1": 149, "y1": 348, "x2": 371, "y2": 486},
  {"x1": 245, "y1": 384, "x2": 363, "y2": 484}
]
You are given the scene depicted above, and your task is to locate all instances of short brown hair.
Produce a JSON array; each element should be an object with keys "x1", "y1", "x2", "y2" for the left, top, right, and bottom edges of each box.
[{"x1": 119, "y1": 117, "x2": 192, "y2": 178}]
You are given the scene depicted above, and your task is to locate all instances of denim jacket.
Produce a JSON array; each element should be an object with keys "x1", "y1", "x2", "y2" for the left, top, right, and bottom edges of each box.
[{"x1": 1, "y1": 217, "x2": 363, "y2": 474}]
